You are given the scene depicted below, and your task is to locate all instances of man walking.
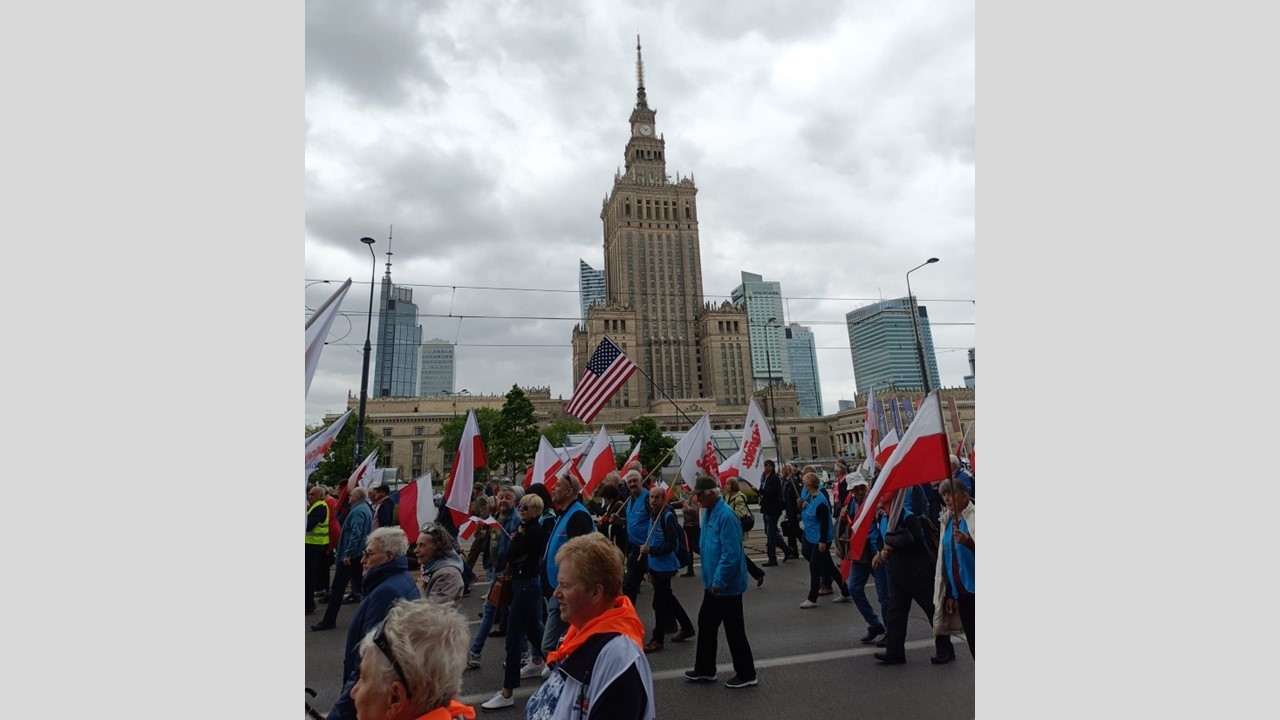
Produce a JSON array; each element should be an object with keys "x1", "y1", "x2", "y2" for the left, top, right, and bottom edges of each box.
[
  {"x1": 757, "y1": 460, "x2": 789, "y2": 566},
  {"x1": 620, "y1": 469, "x2": 651, "y2": 602},
  {"x1": 685, "y1": 476, "x2": 758, "y2": 689},
  {"x1": 305, "y1": 486, "x2": 330, "y2": 614},
  {"x1": 370, "y1": 482, "x2": 397, "y2": 529},
  {"x1": 311, "y1": 486, "x2": 372, "y2": 631}
]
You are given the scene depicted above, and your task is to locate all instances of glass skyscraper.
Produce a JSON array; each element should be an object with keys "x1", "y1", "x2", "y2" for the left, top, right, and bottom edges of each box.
[
  {"x1": 730, "y1": 271, "x2": 790, "y2": 390},
  {"x1": 418, "y1": 339, "x2": 455, "y2": 397},
  {"x1": 785, "y1": 323, "x2": 823, "y2": 417},
  {"x1": 845, "y1": 297, "x2": 940, "y2": 396},
  {"x1": 579, "y1": 259, "x2": 605, "y2": 323},
  {"x1": 374, "y1": 273, "x2": 422, "y2": 398}
]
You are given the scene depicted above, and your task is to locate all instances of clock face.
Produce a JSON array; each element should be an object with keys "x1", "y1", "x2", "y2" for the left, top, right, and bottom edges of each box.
[{"x1": 639, "y1": 124, "x2": 652, "y2": 136}]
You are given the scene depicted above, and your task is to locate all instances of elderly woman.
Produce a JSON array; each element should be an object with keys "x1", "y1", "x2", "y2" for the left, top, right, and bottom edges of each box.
[
  {"x1": 638, "y1": 484, "x2": 695, "y2": 653},
  {"x1": 933, "y1": 478, "x2": 975, "y2": 660},
  {"x1": 350, "y1": 599, "x2": 474, "y2": 720},
  {"x1": 480, "y1": 493, "x2": 549, "y2": 710},
  {"x1": 326, "y1": 527, "x2": 422, "y2": 720},
  {"x1": 413, "y1": 522, "x2": 465, "y2": 608},
  {"x1": 798, "y1": 472, "x2": 852, "y2": 609},
  {"x1": 724, "y1": 478, "x2": 765, "y2": 587},
  {"x1": 523, "y1": 534, "x2": 656, "y2": 720}
]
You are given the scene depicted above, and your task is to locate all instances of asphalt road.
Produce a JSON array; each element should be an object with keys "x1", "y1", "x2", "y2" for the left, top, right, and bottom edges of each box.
[{"x1": 305, "y1": 536, "x2": 974, "y2": 719}]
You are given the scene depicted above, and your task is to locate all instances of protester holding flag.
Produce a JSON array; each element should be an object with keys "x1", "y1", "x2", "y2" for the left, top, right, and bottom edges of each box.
[
  {"x1": 593, "y1": 473, "x2": 629, "y2": 556},
  {"x1": 620, "y1": 469, "x2": 653, "y2": 603},
  {"x1": 843, "y1": 475, "x2": 889, "y2": 645},
  {"x1": 933, "y1": 478, "x2": 974, "y2": 659},
  {"x1": 638, "y1": 484, "x2": 695, "y2": 654},
  {"x1": 871, "y1": 495, "x2": 956, "y2": 665},
  {"x1": 676, "y1": 490, "x2": 700, "y2": 577},
  {"x1": 539, "y1": 473, "x2": 598, "y2": 660},
  {"x1": 757, "y1": 460, "x2": 791, "y2": 566}
]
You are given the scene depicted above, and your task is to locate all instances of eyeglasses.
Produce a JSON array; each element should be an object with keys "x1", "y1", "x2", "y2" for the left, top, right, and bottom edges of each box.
[
  {"x1": 371, "y1": 621, "x2": 412, "y2": 697},
  {"x1": 519, "y1": 504, "x2": 536, "y2": 510},
  {"x1": 362, "y1": 547, "x2": 387, "y2": 558}
]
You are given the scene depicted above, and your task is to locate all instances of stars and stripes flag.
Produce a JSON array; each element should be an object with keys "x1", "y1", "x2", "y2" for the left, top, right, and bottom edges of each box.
[
  {"x1": 565, "y1": 337, "x2": 638, "y2": 424},
  {"x1": 304, "y1": 278, "x2": 352, "y2": 397}
]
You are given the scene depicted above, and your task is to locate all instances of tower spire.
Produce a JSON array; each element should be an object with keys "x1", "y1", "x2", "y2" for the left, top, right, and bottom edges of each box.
[
  {"x1": 635, "y1": 34, "x2": 647, "y2": 107},
  {"x1": 384, "y1": 224, "x2": 394, "y2": 278}
]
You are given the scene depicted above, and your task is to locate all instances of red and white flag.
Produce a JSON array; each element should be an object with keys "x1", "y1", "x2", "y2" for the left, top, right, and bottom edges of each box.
[
  {"x1": 305, "y1": 409, "x2": 352, "y2": 482},
  {"x1": 578, "y1": 425, "x2": 617, "y2": 498},
  {"x1": 305, "y1": 278, "x2": 353, "y2": 398},
  {"x1": 565, "y1": 337, "x2": 639, "y2": 424},
  {"x1": 559, "y1": 436, "x2": 593, "y2": 464},
  {"x1": 623, "y1": 439, "x2": 643, "y2": 472},
  {"x1": 873, "y1": 427, "x2": 900, "y2": 469},
  {"x1": 847, "y1": 391, "x2": 951, "y2": 555},
  {"x1": 716, "y1": 397, "x2": 774, "y2": 485},
  {"x1": 360, "y1": 467, "x2": 384, "y2": 490},
  {"x1": 347, "y1": 449, "x2": 379, "y2": 491},
  {"x1": 528, "y1": 436, "x2": 567, "y2": 488},
  {"x1": 674, "y1": 413, "x2": 720, "y2": 490},
  {"x1": 444, "y1": 409, "x2": 487, "y2": 528},
  {"x1": 397, "y1": 472, "x2": 438, "y2": 544}
]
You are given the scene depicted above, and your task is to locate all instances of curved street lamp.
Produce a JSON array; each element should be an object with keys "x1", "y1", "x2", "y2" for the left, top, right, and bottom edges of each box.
[
  {"x1": 354, "y1": 237, "x2": 377, "y2": 466},
  {"x1": 906, "y1": 258, "x2": 939, "y2": 394}
]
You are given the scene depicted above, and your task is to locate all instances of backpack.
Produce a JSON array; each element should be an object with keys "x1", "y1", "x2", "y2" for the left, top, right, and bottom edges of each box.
[{"x1": 669, "y1": 511, "x2": 691, "y2": 566}]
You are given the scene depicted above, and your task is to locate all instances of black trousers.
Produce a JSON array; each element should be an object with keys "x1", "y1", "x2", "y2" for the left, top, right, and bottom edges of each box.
[
  {"x1": 956, "y1": 592, "x2": 975, "y2": 657},
  {"x1": 782, "y1": 513, "x2": 800, "y2": 555},
  {"x1": 650, "y1": 572, "x2": 693, "y2": 643},
  {"x1": 319, "y1": 558, "x2": 360, "y2": 625},
  {"x1": 305, "y1": 544, "x2": 328, "y2": 610},
  {"x1": 682, "y1": 527, "x2": 701, "y2": 572},
  {"x1": 622, "y1": 548, "x2": 648, "y2": 603},
  {"x1": 882, "y1": 551, "x2": 952, "y2": 659},
  {"x1": 807, "y1": 545, "x2": 847, "y2": 601},
  {"x1": 694, "y1": 591, "x2": 756, "y2": 680}
]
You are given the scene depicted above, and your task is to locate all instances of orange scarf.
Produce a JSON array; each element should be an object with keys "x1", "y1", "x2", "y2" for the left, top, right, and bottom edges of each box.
[
  {"x1": 413, "y1": 699, "x2": 475, "y2": 720},
  {"x1": 546, "y1": 596, "x2": 645, "y2": 665}
]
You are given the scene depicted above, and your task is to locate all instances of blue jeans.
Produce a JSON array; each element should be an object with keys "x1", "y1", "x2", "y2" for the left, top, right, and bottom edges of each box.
[
  {"x1": 762, "y1": 514, "x2": 784, "y2": 562},
  {"x1": 541, "y1": 595, "x2": 568, "y2": 656},
  {"x1": 470, "y1": 599, "x2": 499, "y2": 656},
  {"x1": 846, "y1": 561, "x2": 889, "y2": 628}
]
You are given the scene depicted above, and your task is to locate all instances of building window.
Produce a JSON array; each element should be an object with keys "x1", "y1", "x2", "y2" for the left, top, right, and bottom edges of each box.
[
  {"x1": 382, "y1": 427, "x2": 393, "y2": 437},
  {"x1": 414, "y1": 426, "x2": 424, "y2": 436},
  {"x1": 412, "y1": 441, "x2": 423, "y2": 453}
]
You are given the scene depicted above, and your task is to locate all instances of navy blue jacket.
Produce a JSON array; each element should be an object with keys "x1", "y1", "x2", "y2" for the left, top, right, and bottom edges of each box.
[{"x1": 327, "y1": 556, "x2": 419, "y2": 720}]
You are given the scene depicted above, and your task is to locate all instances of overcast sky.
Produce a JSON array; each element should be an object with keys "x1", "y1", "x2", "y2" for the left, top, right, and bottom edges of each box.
[{"x1": 304, "y1": 0, "x2": 974, "y2": 427}]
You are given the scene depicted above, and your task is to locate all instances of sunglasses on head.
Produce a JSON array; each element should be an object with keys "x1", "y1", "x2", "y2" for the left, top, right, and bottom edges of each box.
[{"x1": 371, "y1": 621, "x2": 412, "y2": 697}]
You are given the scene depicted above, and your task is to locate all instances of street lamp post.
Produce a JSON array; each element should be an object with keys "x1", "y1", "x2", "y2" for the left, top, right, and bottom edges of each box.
[
  {"x1": 764, "y1": 317, "x2": 780, "y2": 432},
  {"x1": 905, "y1": 258, "x2": 939, "y2": 394},
  {"x1": 354, "y1": 237, "x2": 377, "y2": 467}
]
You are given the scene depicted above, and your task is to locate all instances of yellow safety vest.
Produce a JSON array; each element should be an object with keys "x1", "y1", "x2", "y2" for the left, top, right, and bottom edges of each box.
[{"x1": 306, "y1": 500, "x2": 330, "y2": 545}]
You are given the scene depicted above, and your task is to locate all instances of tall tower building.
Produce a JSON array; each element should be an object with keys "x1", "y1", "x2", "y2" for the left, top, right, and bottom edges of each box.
[
  {"x1": 579, "y1": 260, "x2": 605, "y2": 323},
  {"x1": 573, "y1": 37, "x2": 749, "y2": 411},
  {"x1": 418, "y1": 339, "x2": 455, "y2": 397},
  {"x1": 845, "y1": 297, "x2": 940, "y2": 395},
  {"x1": 373, "y1": 245, "x2": 422, "y2": 398},
  {"x1": 731, "y1": 271, "x2": 790, "y2": 389},
  {"x1": 964, "y1": 347, "x2": 975, "y2": 389},
  {"x1": 785, "y1": 323, "x2": 823, "y2": 417}
]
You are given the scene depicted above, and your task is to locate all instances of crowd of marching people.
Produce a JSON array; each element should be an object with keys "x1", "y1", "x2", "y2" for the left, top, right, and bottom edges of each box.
[{"x1": 306, "y1": 454, "x2": 974, "y2": 719}]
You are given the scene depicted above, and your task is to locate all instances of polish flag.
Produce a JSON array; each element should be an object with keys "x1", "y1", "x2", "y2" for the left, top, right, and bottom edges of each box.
[
  {"x1": 347, "y1": 449, "x2": 379, "y2": 491},
  {"x1": 674, "y1": 413, "x2": 720, "y2": 489},
  {"x1": 305, "y1": 409, "x2": 353, "y2": 484},
  {"x1": 397, "y1": 472, "x2": 438, "y2": 544},
  {"x1": 847, "y1": 391, "x2": 951, "y2": 556},
  {"x1": 444, "y1": 409, "x2": 487, "y2": 528},
  {"x1": 578, "y1": 425, "x2": 617, "y2": 498},
  {"x1": 623, "y1": 439, "x2": 643, "y2": 473},
  {"x1": 305, "y1": 278, "x2": 353, "y2": 397},
  {"x1": 873, "y1": 428, "x2": 900, "y2": 469},
  {"x1": 528, "y1": 436, "x2": 567, "y2": 487},
  {"x1": 560, "y1": 436, "x2": 593, "y2": 464}
]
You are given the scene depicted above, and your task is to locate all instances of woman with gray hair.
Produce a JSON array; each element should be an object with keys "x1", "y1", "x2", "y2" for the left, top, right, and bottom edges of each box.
[
  {"x1": 350, "y1": 598, "x2": 475, "y2": 720},
  {"x1": 413, "y1": 523, "x2": 466, "y2": 608}
]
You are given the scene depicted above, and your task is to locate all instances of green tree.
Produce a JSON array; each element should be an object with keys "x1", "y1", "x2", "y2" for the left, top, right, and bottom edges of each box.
[
  {"x1": 437, "y1": 407, "x2": 501, "y2": 483},
  {"x1": 622, "y1": 415, "x2": 676, "y2": 474},
  {"x1": 490, "y1": 385, "x2": 541, "y2": 477},
  {"x1": 308, "y1": 418, "x2": 385, "y2": 489},
  {"x1": 542, "y1": 419, "x2": 586, "y2": 447}
]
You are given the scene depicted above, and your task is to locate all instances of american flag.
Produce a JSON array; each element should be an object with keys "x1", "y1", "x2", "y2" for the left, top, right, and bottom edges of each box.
[{"x1": 566, "y1": 337, "x2": 638, "y2": 424}]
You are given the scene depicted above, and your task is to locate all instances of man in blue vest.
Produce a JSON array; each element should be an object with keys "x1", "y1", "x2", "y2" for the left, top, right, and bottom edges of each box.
[
  {"x1": 539, "y1": 472, "x2": 597, "y2": 661},
  {"x1": 620, "y1": 468, "x2": 652, "y2": 603}
]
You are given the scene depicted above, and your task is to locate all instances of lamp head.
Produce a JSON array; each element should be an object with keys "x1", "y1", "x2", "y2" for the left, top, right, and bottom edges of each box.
[
  {"x1": 927, "y1": 257, "x2": 939, "y2": 264},
  {"x1": 360, "y1": 237, "x2": 376, "y2": 245}
]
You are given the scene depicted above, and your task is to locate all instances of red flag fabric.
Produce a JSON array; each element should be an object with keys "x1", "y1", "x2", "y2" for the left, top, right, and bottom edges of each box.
[
  {"x1": 873, "y1": 428, "x2": 899, "y2": 469},
  {"x1": 565, "y1": 337, "x2": 638, "y2": 424},
  {"x1": 624, "y1": 439, "x2": 642, "y2": 471},
  {"x1": 579, "y1": 425, "x2": 617, "y2": 498},
  {"x1": 305, "y1": 409, "x2": 353, "y2": 483},
  {"x1": 397, "y1": 472, "x2": 437, "y2": 544},
  {"x1": 530, "y1": 436, "x2": 567, "y2": 488},
  {"x1": 444, "y1": 409, "x2": 487, "y2": 527},
  {"x1": 347, "y1": 449, "x2": 379, "y2": 491},
  {"x1": 847, "y1": 391, "x2": 951, "y2": 559}
]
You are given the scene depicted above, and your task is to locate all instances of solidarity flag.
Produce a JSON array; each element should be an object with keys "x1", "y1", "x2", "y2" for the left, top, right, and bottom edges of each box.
[
  {"x1": 846, "y1": 391, "x2": 951, "y2": 556},
  {"x1": 347, "y1": 449, "x2": 379, "y2": 491},
  {"x1": 674, "y1": 412, "x2": 720, "y2": 490},
  {"x1": 565, "y1": 337, "x2": 638, "y2": 424},
  {"x1": 304, "y1": 278, "x2": 352, "y2": 397},
  {"x1": 717, "y1": 397, "x2": 774, "y2": 485},
  {"x1": 305, "y1": 409, "x2": 352, "y2": 482},
  {"x1": 360, "y1": 467, "x2": 384, "y2": 490},
  {"x1": 444, "y1": 409, "x2": 488, "y2": 529},
  {"x1": 397, "y1": 472, "x2": 438, "y2": 544},
  {"x1": 578, "y1": 425, "x2": 617, "y2": 498}
]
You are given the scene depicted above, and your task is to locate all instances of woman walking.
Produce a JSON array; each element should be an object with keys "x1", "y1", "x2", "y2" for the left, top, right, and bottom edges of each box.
[{"x1": 798, "y1": 472, "x2": 851, "y2": 608}]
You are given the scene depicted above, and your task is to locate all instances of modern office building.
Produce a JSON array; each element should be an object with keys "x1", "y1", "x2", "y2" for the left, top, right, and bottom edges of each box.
[
  {"x1": 845, "y1": 297, "x2": 940, "y2": 396},
  {"x1": 731, "y1": 271, "x2": 790, "y2": 390},
  {"x1": 417, "y1": 339, "x2": 455, "y2": 397},
  {"x1": 373, "y1": 252, "x2": 422, "y2": 398},
  {"x1": 964, "y1": 347, "x2": 975, "y2": 389},
  {"x1": 571, "y1": 38, "x2": 753, "y2": 409},
  {"x1": 837, "y1": 400, "x2": 855, "y2": 412},
  {"x1": 785, "y1": 323, "x2": 823, "y2": 417},
  {"x1": 579, "y1": 260, "x2": 605, "y2": 324}
]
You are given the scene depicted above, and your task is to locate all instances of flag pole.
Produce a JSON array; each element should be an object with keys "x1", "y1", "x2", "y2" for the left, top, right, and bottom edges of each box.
[{"x1": 630, "y1": 363, "x2": 729, "y2": 460}]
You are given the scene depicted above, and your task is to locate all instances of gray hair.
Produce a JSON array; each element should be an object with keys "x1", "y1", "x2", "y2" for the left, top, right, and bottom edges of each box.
[
  {"x1": 367, "y1": 527, "x2": 409, "y2": 557},
  {"x1": 358, "y1": 599, "x2": 469, "y2": 715},
  {"x1": 351, "y1": 486, "x2": 368, "y2": 503},
  {"x1": 418, "y1": 523, "x2": 456, "y2": 556},
  {"x1": 938, "y1": 479, "x2": 969, "y2": 496},
  {"x1": 499, "y1": 484, "x2": 525, "y2": 501},
  {"x1": 624, "y1": 469, "x2": 643, "y2": 483}
]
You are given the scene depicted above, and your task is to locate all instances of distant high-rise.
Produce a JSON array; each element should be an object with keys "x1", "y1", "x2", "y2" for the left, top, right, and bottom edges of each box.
[
  {"x1": 785, "y1": 323, "x2": 822, "y2": 417},
  {"x1": 731, "y1": 271, "x2": 789, "y2": 390},
  {"x1": 579, "y1": 260, "x2": 605, "y2": 323},
  {"x1": 964, "y1": 347, "x2": 975, "y2": 389},
  {"x1": 845, "y1": 297, "x2": 940, "y2": 396},
  {"x1": 418, "y1": 339, "x2": 455, "y2": 397},
  {"x1": 373, "y1": 249, "x2": 422, "y2": 398},
  {"x1": 838, "y1": 400, "x2": 855, "y2": 411}
]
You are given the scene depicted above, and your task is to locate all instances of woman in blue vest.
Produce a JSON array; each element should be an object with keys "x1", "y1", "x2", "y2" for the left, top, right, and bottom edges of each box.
[
  {"x1": 638, "y1": 485, "x2": 695, "y2": 653},
  {"x1": 799, "y1": 472, "x2": 852, "y2": 608}
]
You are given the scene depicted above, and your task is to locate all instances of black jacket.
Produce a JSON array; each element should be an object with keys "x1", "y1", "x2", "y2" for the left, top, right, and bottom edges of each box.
[{"x1": 758, "y1": 470, "x2": 783, "y2": 516}]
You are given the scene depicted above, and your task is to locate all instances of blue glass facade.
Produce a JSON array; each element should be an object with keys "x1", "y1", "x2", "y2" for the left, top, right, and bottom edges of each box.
[
  {"x1": 845, "y1": 297, "x2": 940, "y2": 395},
  {"x1": 785, "y1": 323, "x2": 823, "y2": 417},
  {"x1": 730, "y1": 271, "x2": 789, "y2": 389},
  {"x1": 374, "y1": 279, "x2": 422, "y2": 397},
  {"x1": 418, "y1": 339, "x2": 455, "y2": 397}
]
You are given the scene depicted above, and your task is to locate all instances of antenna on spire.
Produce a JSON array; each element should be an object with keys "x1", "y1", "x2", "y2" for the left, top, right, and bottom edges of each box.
[
  {"x1": 384, "y1": 224, "x2": 394, "y2": 277},
  {"x1": 635, "y1": 34, "x2": 647, "y2": 107}
]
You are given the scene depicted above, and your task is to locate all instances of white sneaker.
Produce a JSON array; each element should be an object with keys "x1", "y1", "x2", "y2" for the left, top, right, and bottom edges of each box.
[
  {"x1": 467, "y1": 652, "x2": 482, "y2": 669},
  {"x1": 799, "y1": 600, "x2": 818, "y2": 609},
  {"x1": 541, "y1": 663, "x2": 552, "y2": 678},
  {"x1": 520, "y1": 662, "x2": 545, "y2": 679},
  {"x1": 481, "y1": 692, "x2": 514, "y2": 711},
  {"x1": 832, "y1": 595, "x2": 852, "y2": 604}
]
